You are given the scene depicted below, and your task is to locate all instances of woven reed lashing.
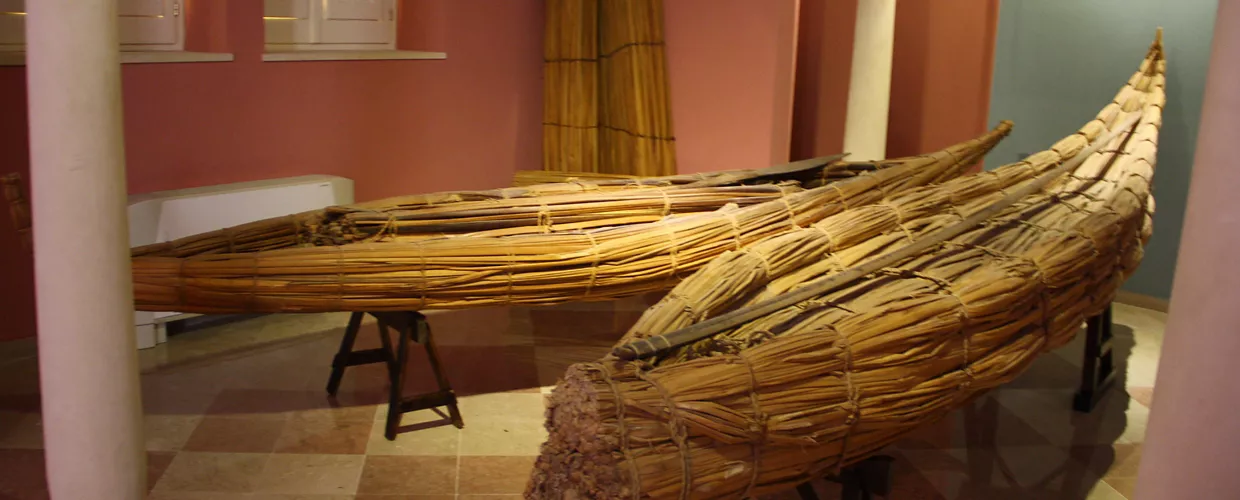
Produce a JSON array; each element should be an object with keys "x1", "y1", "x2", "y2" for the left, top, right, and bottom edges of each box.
[
  {"x1": 543, "y1": 0, "x2": 677, "y2": 176},
  {"x1": 527, "y1": 32, "x2": 1164, "y2": 499},
  {"x1": 130, "y1": 154, "x2": 880, "y2": 260},
  {"x1": 130, "y1": 124, "x2": 1012, "y2": 314},
  {"x1": 514, "y1": 170, "x2": 644, "y2": 187}
]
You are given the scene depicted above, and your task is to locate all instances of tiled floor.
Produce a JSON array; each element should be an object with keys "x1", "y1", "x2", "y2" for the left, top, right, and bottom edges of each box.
[{"x1": 0, "y1": 297, "x2": 1164, "y2": 499}]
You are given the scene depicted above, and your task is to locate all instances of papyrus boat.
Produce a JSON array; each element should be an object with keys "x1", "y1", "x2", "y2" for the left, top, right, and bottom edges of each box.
[
  {"x1": 127, "y1": 124, "x2": 1010, "y2": 314},
  {"x1": 527, "y1": 32, "x2": 1164, "y2": 499}
]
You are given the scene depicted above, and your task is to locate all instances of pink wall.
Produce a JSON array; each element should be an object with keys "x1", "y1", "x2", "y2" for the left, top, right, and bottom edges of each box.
[
  {"x1": 887, "y1": 0, "x2": 999, "y2": 160},
  {"x1": 664, "y1": 0, "x2": 801, "y2": 174},
  {"x1": 791, "y1": 0, "x2": 857, "y2": 159},
  {"x1": 792, "y1": 0, "x2": 999, "y2": 163},
  {"x1": 0, "y1": 0, "x2": 544, "y2": 341}
]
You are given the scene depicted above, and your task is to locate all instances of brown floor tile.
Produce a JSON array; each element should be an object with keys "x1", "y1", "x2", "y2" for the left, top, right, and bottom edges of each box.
[
  {"x1": 401, "y1": 345, "x2": 542, "y2": 396},
  {"x1": 151, "y1": 452, "x2": 268, "y2": 493},
  {"x1": 252, "y1": 454, "x2": 365, "y2": 495},
  {"x1": 274, "y1": 413, "x2": 373, "y2": 454},
  {"x1": 182, "y1": 415, "x2": 288, "y2": 453},
  {"x1": 427, "y1": 307, "x2": 535, "y2": 347},
  {"x1": 533, "y1": 345, "x2": 613, "y2": 387},
  {"x1": 528, "y1": 307, "x2": 642, "y2": 348},
  {"x1": 0, "y1": 449, "x2": 47, "y2": 499},
  {"x1": 357, "y1": 456, "x2": 457, "y2": 495},
  {"x1": 460, "y1": 496, "x2": 524, "y2": 499},
  {"x1": 458, "y1": 456, "x2": 536, "y2": 494},
  {"x1": 147, "y1": 451, "x2": 178, "y2": 491},
  {"x1": 355, "y1": 496, "x2": 455, "y2": 500}
]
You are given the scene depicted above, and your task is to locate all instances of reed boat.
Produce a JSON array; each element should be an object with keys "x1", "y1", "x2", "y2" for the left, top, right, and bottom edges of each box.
[
  {"x1": 526, "y1": 32, "x2": 1165, "y2": 499},
  {"x1": 127, "y1": 123, "x2": 1011, "y2": 314}
]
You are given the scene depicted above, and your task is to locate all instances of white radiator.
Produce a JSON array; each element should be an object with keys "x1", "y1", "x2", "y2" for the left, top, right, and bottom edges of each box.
[{"x1": 129, "y1": 175, "x2": 355, "y2": 349}]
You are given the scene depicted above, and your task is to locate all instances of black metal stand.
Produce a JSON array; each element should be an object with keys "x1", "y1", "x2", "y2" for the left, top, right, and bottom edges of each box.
[
  {"x1": 796, "y1": 455, "x2": 895, "y2": 500},
  {"x1": 326, "y1": 311, "x2": 464, "y2": 440},
  {"x1": 1073, "y1": 303, "x2": 1115, "y2": 413}
]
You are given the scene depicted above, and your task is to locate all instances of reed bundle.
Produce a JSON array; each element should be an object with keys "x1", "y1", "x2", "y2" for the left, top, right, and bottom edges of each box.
[
  {"x1": 131, "y1": 156, "x2": 854, "y2": 260},
  {"x1": 543, "y1": 0, "x2": 676, "y2": 176},
  {"x1": 596, "y1": 0, "x2": 676, "y2": 176},
  {"x1": 130, "y1": 124, "x2": 1011, "y2": 314},
  {"x1": 527, "y1": 33, "x2": 1165, "y2": 499},
  {"x1": 544, "y1": 0, "x2": 600, "y2": 172},
  {"x1": 514, "y1": 170, "x2": 643, "y2": 187}
]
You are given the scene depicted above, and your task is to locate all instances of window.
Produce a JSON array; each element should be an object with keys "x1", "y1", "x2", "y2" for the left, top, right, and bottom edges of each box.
[
  {"x1": 264, "y1": 0, "x2": 397, "y2": 52},
  {"x1": 0, "y1": 0, "x2": 186, "y2": 52}
]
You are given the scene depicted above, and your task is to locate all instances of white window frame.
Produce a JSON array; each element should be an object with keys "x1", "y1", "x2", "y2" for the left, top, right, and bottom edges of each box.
[
  {"x1": 264, "y1": 0, "x2": 397, "y2": 52},
  {"x1": 0, "y1": 0, "x2": 186, "y2": 53}
]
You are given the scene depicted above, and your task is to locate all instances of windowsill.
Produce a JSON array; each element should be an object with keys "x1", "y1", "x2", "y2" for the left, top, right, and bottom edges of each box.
[
  {"x1": 262, "y1": 50, "x2": 447, "y2": 62},
  {"x1": 0, "y1": 51, "x2": 235, "y2": 66}
]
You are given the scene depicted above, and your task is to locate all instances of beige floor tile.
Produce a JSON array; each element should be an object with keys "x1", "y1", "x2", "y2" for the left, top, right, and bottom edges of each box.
[
  {"x1": 365, "y1": 410, "x2": 460, "y2": 456},
  {"x1": 144, "y1": 414, "x2": 203, "y2": 451},
  {"x1": 252, "y1": 453, "x2": 365, "y2": 495},
  {"x1": 356, "y1": 455, "x2": 457, "y2": 495},
  {"x1": 458, "y1": 418, "x2": 548, "y2": 456},
  {"x1": 151, "y1": 452, "x2": 269, "y2": 493},
  {"x1": 457, "y1": 392, "x2": 547, "y2": 421},
  {"x1": 458, "y1": 456, "x2": 537, "y2": 495}
]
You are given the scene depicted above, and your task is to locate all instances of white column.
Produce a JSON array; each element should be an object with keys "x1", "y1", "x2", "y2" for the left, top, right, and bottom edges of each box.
[
  {"x1": 1135, "y1": 3, "x2": 1240, "y2": 498},
  {"x1": 27, "y1": 1, "x2": 145, "y2": 499},
  {"x1": 842, "y1": 0, "x2": 897, "y2": 161}
]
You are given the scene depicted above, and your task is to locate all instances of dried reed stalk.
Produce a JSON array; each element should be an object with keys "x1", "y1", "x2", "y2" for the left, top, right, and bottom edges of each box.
[
  {"x1": 543, "y1": 0, "x2": 600, "y2": 173},
  {"x1": 514, "y1": 170, "x2": 643, "y2": 187},
  {"x1": 131, "y1": 155, "x2": 848, "y2": 259},
  {"x1": 130, "y1": 125, "x2": 1011, "y2": 314},
  {"x1": 527, "y1": 33, "x2": 1165, "y2": 499},
  {"x1": 543, "y1": 0, "x2": 676, "y2": 176}
]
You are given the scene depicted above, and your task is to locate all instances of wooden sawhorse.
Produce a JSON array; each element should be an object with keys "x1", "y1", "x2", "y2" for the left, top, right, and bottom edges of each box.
[{"x1": 325, "y1": 311, "x2": 464, "y2": 440}]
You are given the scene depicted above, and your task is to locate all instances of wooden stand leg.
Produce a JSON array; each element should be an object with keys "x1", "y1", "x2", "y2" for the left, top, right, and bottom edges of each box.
[
  {"x1": 326, "y1": 312, "x2": 373, "y2": 396},
  {"x1": 422, "y1": 328, "x2": 464, "y2": 429},
  {"x1": 798, "y1": 455, "x2": 894, "y2": 500},
  {"x1": 1074, "y1": 303, "x2": 1116, "y2": 413},
  {"x1": 384, "y1": 319, "x2": 410, "y2": 440},
  {"x1": 326, "y1": 311, "x2": 464, "y2": 441}
]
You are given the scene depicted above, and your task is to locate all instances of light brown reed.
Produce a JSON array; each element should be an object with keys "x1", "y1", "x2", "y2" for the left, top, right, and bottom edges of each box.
[
  {"x1": 129, "y1": 125, "x2": 1011, "y2": 314},
  {"x1": 526, "y1": 33, "x2": 1165, "y2": 500}
]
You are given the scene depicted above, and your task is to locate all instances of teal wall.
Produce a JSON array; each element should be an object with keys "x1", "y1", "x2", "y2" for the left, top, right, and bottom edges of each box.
[{"x1": 985, "y1": 0, "x2": 1217, "y2": 300}]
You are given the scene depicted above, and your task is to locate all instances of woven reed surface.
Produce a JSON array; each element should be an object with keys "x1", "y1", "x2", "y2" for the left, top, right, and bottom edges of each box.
[
  {"x1": 514, "y1": 170, "x2": 643, "y2": 187},
  {"x1": 543, "y1": 0, "x2": 676, "y2": 176},
  {"x1": 527, "y1": 36, "x2": 1165, "y2": 499},
  {"x1": 130, "y1": 125, "x2": 1010, "y2": 314},
  {"x1": 130, "y1": 159, "x2": 861, "y2": 260}
]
